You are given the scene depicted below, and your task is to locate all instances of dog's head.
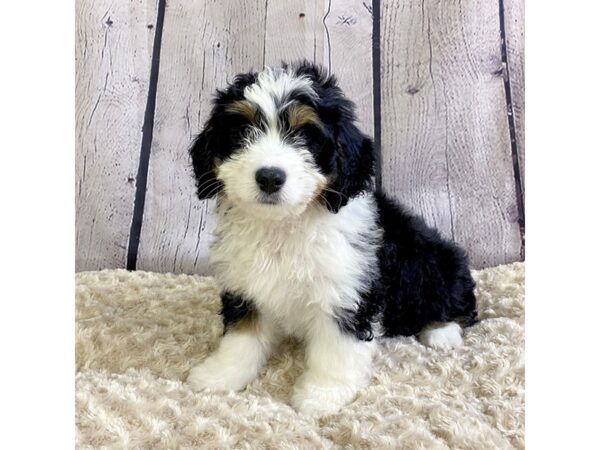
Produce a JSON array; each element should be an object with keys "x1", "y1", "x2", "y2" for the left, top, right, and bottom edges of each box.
[{"x1": 190, "y1": 61, "x2": 374, "y2": 218}]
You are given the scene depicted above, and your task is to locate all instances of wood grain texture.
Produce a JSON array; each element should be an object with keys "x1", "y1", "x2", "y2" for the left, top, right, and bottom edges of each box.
[
  {"x1": 380, "y1": 0, "x2": 521, "y2": 268},
  {"x1": 264, "y1": 0, "x2": 326, "y2": 66},
  {"x1": 75, "y1": 0, "x2": 156, "y2": 271},
  {"x1": 136, "y1": 0, "x2": 267, "y2": 273},
  {"x1": 503, "y1": 0, "x2": 524, "y2": 192},
  {"x1": 326, "y1": 0, "x2": 374, "y2": 136}
]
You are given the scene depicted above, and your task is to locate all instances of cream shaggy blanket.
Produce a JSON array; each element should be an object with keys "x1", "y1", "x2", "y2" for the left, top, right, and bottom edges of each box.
[{"x1": 76, "y1": 263, "x2": 524, "y2": 449}]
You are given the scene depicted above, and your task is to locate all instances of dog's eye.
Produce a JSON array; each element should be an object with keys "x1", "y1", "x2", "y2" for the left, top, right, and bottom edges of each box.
[
  {"x1": 295, "y1": 123, "x2": 325, "y2": 144},
  {"x1": 227, "y1": 123, "x2": 252, "y2": 142}
]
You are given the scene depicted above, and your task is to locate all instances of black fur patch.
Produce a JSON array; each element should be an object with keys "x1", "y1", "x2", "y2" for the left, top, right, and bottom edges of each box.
[
  {"x1": 374, "y1": 192, "x2": 477, "y2": 336},
  {"x1": 336, "y1": 193, "x2": 478, "y2": 340},
  {"x1": 220, "y1": 291, "x2": 255, "y2": 331},
  {"x1": 336, "y1": 288, "x2": 384, "y2": 342}
]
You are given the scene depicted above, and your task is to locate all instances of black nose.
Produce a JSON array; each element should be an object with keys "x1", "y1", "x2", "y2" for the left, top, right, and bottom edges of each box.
[{"x1": 255, "y1": 167, "x2": 286, "y2": 194}]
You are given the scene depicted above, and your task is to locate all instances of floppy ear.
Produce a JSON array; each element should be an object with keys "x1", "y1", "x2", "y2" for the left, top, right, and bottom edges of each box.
[
  {"x1": 322, "y1": 122, "x2": 374, "y2": 213},
  {"x1": 189, "y1": 123, "x2": 222, "y2": 200},
  {"x1": 292, "y1": 60, "x2": 375, "y2": 213},
  {"x1": 189, "y1": 71, "x2": 259, "y2": 200}
]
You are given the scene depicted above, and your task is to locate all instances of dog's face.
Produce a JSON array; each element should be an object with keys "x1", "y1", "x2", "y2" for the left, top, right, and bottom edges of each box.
[{"x1": 190, "y1": 62, "x2": 374, "y2": 218}]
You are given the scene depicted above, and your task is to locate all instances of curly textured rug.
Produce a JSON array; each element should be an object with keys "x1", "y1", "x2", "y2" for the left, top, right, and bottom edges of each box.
[{"x1": 76, "y1": 262, "x2": 524, "y2": 449}]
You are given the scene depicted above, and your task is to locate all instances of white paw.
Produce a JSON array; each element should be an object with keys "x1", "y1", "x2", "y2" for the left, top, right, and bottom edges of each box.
[
  {"x1": 187, "y1": 358, "x2": 252, "y2": 392},
  {"x1": 419, "y1": 322, "x2": 463, "y2": 349},
  {"x1": 291, "y1": 376, "x2": 359, "y2": 416}
]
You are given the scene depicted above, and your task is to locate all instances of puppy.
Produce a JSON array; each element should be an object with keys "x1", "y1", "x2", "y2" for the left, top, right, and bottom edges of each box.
[{"x1": 186, "y1": 62, "x2": 477, "y2": 415}]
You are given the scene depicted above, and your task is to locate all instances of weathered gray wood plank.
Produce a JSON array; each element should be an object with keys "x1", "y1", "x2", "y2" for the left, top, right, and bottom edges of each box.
[
  {"x1": 264, "y1": 0, "x2": 326, "y2": 67},
  {"x1": 380, "y1": 0, "x2": 521, "y2": 268},
  {"x1": 136, "y1": 0, "x2": 267, "y2": 274},
  {"x1": 326, "y1": 0, "x2": 374, "y2": 136},
  {"x1": 504, "y1": 0, "x2": 524, "y2": 192},
  {"x1": 75, "y1": 0, "x2": 156, "y2": 271}
]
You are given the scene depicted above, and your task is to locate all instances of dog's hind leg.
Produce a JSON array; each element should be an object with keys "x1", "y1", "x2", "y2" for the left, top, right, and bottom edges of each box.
[{"x1": 418, "y1": 321, "x2": 463, "y2": 349}]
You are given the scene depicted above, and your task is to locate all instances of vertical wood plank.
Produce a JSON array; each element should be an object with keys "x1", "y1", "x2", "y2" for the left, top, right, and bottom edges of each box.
[
  {"x1": 380, "y1": 0, "x2": 521, "y2": 268},
  {"x1": 75, "y1": 0, "x2": 156, "y2": 271},
  {"x1": 136, "y1": 0, "x2": 267, "y2": 273},
  {"x1": 263, "y1": 0, "x2": 326, "y2": 66},
  {"x1": 503, "y1": 0, "x2": 524, "y2": 192},
  {"x1": 380, "y1": 1, "x2": 453, "y2": 239},
  {"x1": 326, "y1": 0, "x2": 374, "y2": 136}
]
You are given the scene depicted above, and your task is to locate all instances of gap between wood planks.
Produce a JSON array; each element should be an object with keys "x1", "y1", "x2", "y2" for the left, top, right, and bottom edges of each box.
[
  {"x1": 126, "y1": 0, "x2": 167, "y2": 270},
  {"x1": 371, "y1": 0, "x2": 382, "y2": 191},
  {"x1": 498, "y1": 0, "x2": 525, "y2": 259}
]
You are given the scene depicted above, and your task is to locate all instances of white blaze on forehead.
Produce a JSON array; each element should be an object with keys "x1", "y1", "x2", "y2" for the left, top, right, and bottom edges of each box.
[{"x1": 243, "y1": 67, "x2": 317, "y2": 126}]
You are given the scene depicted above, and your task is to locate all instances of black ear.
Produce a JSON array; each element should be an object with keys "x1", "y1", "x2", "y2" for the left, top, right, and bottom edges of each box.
[
  {"x1": 314, "y1": 82, "x2": 374, "y2": 212},
  {"x1": 291, "y1": 60, "x2": 375, "y2": 212},
  {"x1": 322, "y1": 123, "x2": 374, "y2": 213},
  {"x1": 189, "y1": 123, "x2": 222, "y2": 200},
  {"x1": 189, "y1": 71, "x2": 259, "y2": 200}
]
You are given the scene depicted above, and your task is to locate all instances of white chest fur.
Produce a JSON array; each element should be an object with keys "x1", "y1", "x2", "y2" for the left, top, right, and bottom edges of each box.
[{"x1": 209, "y1": 193, "x2": 382, "y2": 336}]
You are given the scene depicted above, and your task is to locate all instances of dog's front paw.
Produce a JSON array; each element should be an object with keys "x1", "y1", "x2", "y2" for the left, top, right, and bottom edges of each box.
[
  {"x1": 291, "y1": 375, "x2": 359, "y2": 416},
  {"x1": 187, "y1": 358, "x2": 251, "y2": 392}
]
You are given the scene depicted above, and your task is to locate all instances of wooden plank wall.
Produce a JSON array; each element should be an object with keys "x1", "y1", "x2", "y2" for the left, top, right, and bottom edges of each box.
[
  {"x1": 380, "y1": 0, "x2": 523, "y2": 267},
  {"x1": 76, "y1": 0, "x2": 525, "y2": 272},
  {"x1": 75, "y1": 0, "x2": 157, "y2": 271}
]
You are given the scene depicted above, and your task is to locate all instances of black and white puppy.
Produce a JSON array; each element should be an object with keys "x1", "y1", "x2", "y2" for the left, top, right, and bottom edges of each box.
[{"x1": 187, "y1": 62, "x2": 477, "y2": 415}]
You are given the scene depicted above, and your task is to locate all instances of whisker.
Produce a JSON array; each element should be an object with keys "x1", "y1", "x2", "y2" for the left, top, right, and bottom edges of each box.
[
  {"x1": 195, "y1": 176, "x2": 220, "y2": 192},
  {"x1": 196, "y1": 184, "x2": 219, "y2": 198},
  {"x1": 323, "y1": 187, "x2": 348, "y2": 200},
  {"x1": 192, "y1": 169, "x2": 216, "y2": 180},
  {"x1": 196, "y1": 179, "x2": 220, "y2": 192},
  {"x1": 206, "y1": 187, "x2": 222, "y2": 198},
  {"x1": 199, "y1": 185, "x2": 222, "y2": 200},
  {"x1": 318, "y1": 193, "x2": 334, "y2": 211},
  {"x1": 197, "y1": 180, "x2": 222, "y2": 197}
]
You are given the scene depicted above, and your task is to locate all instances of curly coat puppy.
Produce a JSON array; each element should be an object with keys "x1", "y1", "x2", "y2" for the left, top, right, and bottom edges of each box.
[{"x1": 186, "y1": 62, "x2": 477, "y2": 415}]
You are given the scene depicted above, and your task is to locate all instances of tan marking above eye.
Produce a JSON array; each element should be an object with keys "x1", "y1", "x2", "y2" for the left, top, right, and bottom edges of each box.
[
  {"x1": 287, "y1": 104, "x2": 322, "y2": 130},
  {"x1": 226, "y1": 100, "x2": 259, "y2": 123}
]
